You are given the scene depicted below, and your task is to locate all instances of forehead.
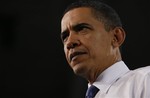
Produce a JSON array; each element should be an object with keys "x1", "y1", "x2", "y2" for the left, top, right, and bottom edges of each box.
[{"x1": 61, "y1": 7, "x2": 95, "y2": 31}]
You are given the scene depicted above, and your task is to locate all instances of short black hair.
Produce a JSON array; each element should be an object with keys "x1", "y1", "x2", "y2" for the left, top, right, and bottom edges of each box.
[{"x1": 62, "y1": 0, "x2": 122, "y2": 31}]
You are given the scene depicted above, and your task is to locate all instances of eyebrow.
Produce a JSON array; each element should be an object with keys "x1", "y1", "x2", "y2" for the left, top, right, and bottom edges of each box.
[
  {"x1": 60, "y1": 23, "x2": 92, "y2": 39},
  {"x1": 72, "y1": 23, "x2": 92, "y2": 31}
]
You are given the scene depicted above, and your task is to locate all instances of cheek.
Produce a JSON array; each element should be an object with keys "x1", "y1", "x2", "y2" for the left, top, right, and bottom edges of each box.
[
  {"x1": 64, "y1": 46, "x2": 68, "y2": 59},
  {"x1": 89, "y1": 37, "x2": 110, "y2": 58}
]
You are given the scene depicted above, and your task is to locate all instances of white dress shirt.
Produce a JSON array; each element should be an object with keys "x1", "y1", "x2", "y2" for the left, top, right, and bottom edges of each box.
[{"x1": 88, "y1": 61, "x2": 150, "y2": 98}]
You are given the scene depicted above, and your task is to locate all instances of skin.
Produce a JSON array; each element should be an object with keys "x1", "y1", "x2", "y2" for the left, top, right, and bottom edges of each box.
[{"x1": 61, "y1": 7, "x2": 125, "y2": 84}]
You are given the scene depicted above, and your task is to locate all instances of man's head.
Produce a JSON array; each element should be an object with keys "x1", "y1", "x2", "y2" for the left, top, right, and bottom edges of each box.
[
  {"x1": 60, "y1": 0, "x2": 126, "y2": 83},
  {"x1": 63, "y1": 0, "x2": 122, "y2": 32}
]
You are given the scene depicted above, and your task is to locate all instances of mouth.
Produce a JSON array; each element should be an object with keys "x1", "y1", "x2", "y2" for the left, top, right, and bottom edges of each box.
[{"x1": 69, "y1": 51, "x2": 87, "y2": 62}]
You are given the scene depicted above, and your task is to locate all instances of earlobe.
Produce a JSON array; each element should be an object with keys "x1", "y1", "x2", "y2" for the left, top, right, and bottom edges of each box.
[{"x1": 112, "y1": 27, "x2": 126, "y2": 48}]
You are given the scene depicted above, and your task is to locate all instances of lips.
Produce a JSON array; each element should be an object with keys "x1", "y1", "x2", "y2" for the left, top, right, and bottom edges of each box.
[{"x1": 69, "y1": 51, "x2": 87, "y2": 62}]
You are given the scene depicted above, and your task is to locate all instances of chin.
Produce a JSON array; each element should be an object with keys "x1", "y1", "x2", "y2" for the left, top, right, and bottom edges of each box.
[{"x1": 73, "y1": 64, "x2": 87, "y2": 76}]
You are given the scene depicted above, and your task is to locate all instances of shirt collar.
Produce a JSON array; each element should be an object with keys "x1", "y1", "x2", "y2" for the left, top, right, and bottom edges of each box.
[{"x1": 88, "y1": 61, "x2": 130, "y2": 93}]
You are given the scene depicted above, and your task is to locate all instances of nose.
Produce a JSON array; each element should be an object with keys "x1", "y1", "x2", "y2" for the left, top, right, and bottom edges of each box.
[
  {"x1": 66, "y1": 34, "x2": 80, "y2": 50},
  {"x1": 67, "y1": 42, "x2": 79, "y2": 50}
]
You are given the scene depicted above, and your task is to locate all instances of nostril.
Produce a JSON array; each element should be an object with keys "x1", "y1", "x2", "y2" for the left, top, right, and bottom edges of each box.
[
  {"x1": 67, "y1": 43, "x2": 78, "y2": 50},
  {"x1": 66, "y1": 39, "x2": 81, "y2": 50}
]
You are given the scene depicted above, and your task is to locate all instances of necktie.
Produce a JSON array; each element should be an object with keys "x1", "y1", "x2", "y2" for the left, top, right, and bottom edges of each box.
[{"x1": 85, "y1": 85, "x2": 99, "y2": 98}]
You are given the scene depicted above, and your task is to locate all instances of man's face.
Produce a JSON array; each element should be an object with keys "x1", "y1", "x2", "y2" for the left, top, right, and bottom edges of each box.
[{"x1": 61, "y1": 7, "x2": 114, "y2": 76}]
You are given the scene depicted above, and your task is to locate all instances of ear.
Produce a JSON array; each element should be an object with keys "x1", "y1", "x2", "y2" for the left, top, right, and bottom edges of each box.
[{"x1": 111, "y1": 27, "x2": 126, "y2": 48}]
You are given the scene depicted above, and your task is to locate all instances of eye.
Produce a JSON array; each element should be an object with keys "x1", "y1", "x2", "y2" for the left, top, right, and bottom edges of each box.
[{"x1": 61, "y1": 31, "x2": 69, "y2": 43}]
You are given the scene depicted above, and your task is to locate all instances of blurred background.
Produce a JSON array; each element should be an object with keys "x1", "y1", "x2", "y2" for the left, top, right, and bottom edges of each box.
[{"x1": 0, "y1": 0, "x2": 149, "y2": 98}]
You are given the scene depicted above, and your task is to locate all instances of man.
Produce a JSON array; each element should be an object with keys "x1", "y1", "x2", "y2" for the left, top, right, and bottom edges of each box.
[{"x1": 60, "y1": 0, "x2": 150, "y2": 98}]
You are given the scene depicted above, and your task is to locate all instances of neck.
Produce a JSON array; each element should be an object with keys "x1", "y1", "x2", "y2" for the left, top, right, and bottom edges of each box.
[{"x1": 87, "y1": 51, "x2": 122, "y2": 84}]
